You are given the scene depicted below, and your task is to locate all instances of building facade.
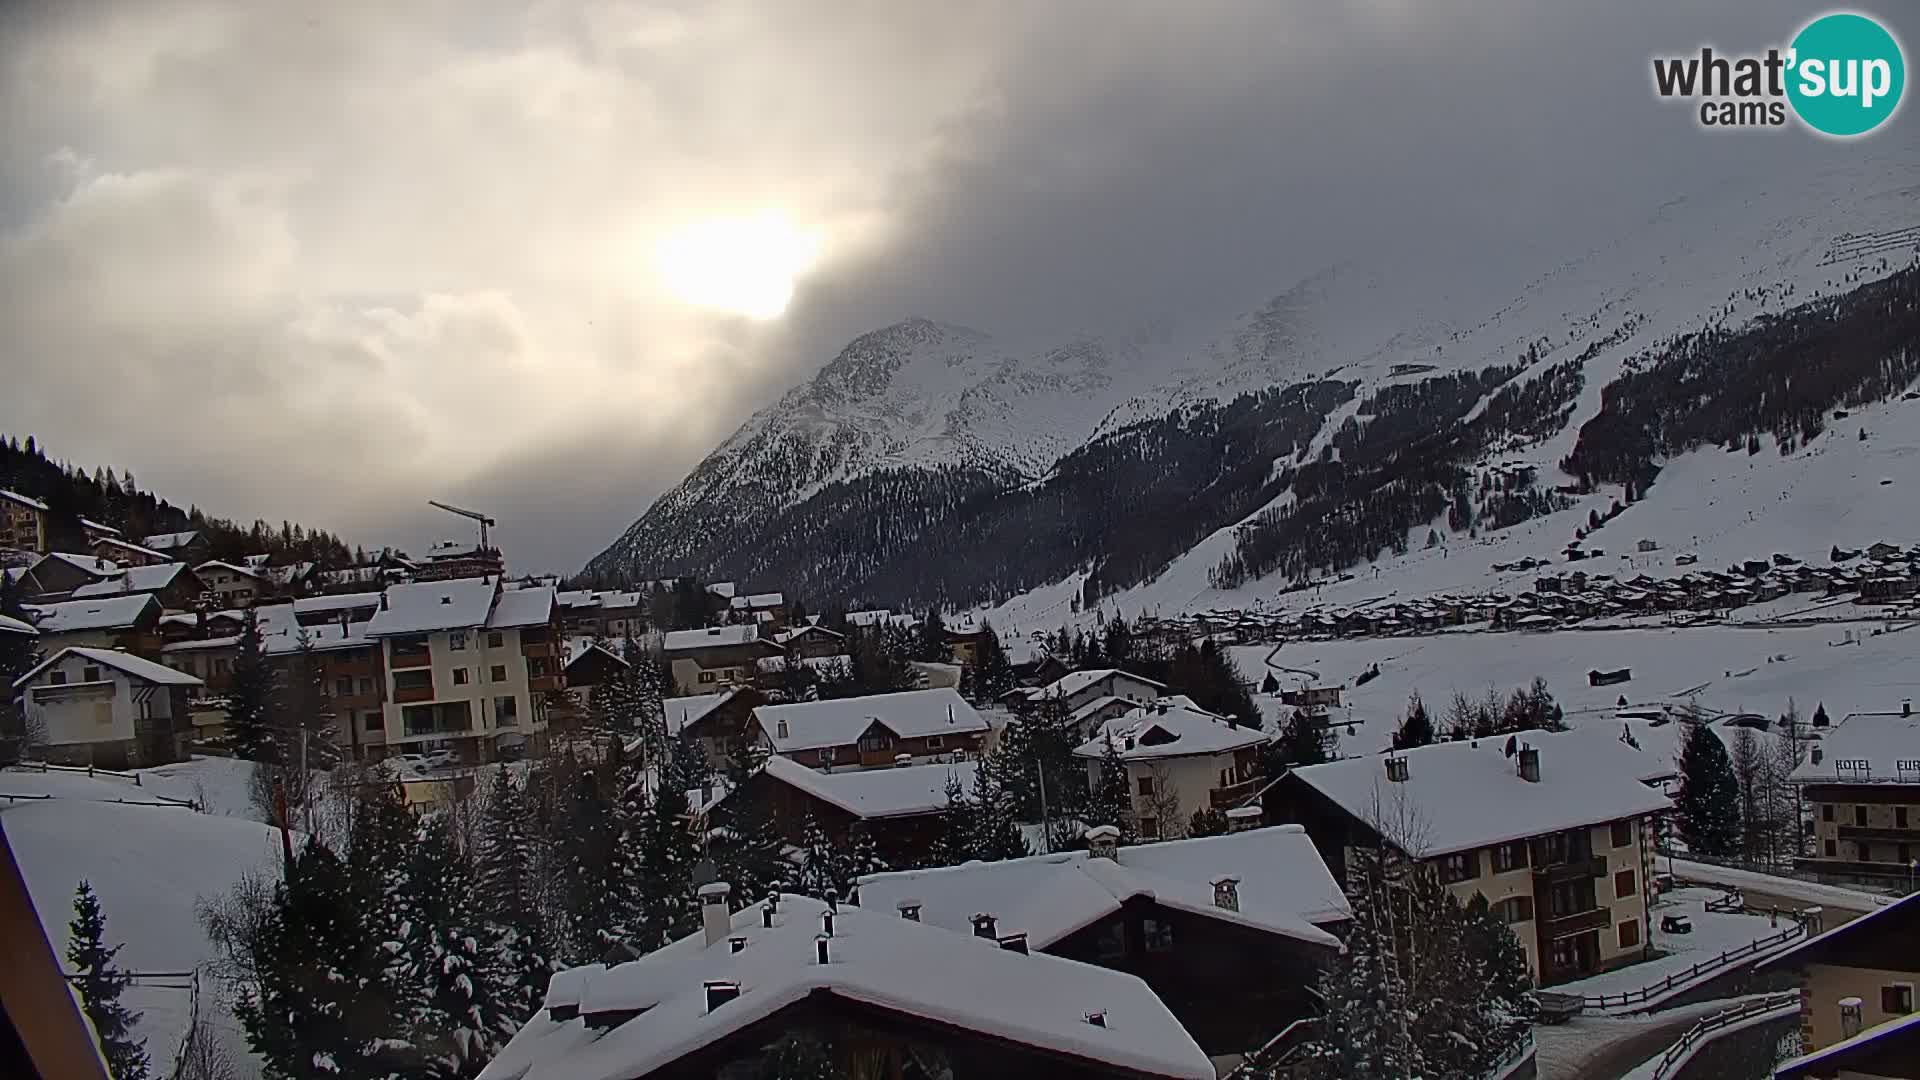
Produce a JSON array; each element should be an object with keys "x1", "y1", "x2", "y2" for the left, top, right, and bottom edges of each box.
[
  {"x1": 13, "y1": 647, "x2": 200, "y2": 768},
  {"x1": 0, "y1": 490, "x2": 49, "y2": 553},
  {"x1": 1794, "y1": 713, "x2": 1920, "y2": 881}
]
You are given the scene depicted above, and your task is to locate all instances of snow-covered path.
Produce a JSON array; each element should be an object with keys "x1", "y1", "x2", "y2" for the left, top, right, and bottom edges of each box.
[{"x1": 1534, "y1": 996, "x2": 1771, "y2": 1080}]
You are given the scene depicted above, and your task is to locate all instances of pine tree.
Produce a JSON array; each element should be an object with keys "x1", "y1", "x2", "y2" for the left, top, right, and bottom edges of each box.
[
  {"x1": 1260, "y1": 671, "x2": 1280, "y2": 695},
  {"x1": 474, "y1": 770, "x2": 551, "y2": 1022},
  {"x1": 0, "y1": 572, "x2": 42, "y2": 750},
  {"x1": 1297, "y1": 844, "x2": 1413, "y2": 1079},
  {"x1": 1392, "y1": 692, "x2": 1435, "y2": 750},
  {"x1": 845, "y1": 820, "x2": 888, "y2": 886},
  {"x1": 914, "y1": 609, "x2": 950, "y2": 663},
  {"x1": 1085, "y1": 740, "x2": 1137, "y2": 841},
  {"x1": 633, "y1": 780, "x2": 700, "y2": 949},
  {"x1": 968, "y1": 764, "x2": 1031, "y2": 861},
  {"x1": 793, "y1": 813, "x2": 846, "y2": 902},
  {"x1": 708, "y1": 771, "x2": 791, "y2": 903},
  {"x1": 404, "y1": 814, "x2": 511, "y2": 1077},
  {"x1": 968, "y1": 621, "x2": 1015, "y2": 701},
  {"x1": 226, "y1": 608, "x2": 275, "y2": 761},
  {"x1": 929, "y1": 772, "x2": 978, "y2": 866},
  {"x1": 1461, "y1": 893, "x2": 1537, "y2": 1062},
  {"x1": 67, "y1": 882, "x2": 150, "y2": 1080},
  {"x1": 553, "y1": 769, "x2": 617, "y2": 962},
  {"x1": 1676, "y1": 723, "x2": 1742, "y2": 857},
  {"x1": 345, "y1": 779, "x2": 422, "y2": 1040},
  {"x1": 1274, "y1": 710, "x2": 1330, "y2": 767},
  {"x1": 1187, "y1": 808, "x2": 1229, "y2": 837}
]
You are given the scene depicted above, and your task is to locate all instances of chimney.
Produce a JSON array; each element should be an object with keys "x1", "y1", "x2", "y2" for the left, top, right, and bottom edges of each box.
[
  {"x1": 1212, "y1": 876, "x2": 1241, "y2": 913},
  {"x1": 705, "y1": 980, "x2": 740, "y2": 1012},
  {"x1": 970, "y1": 913, "x2": 997, "y2": 939},
  {"x1": 1518, "y1": 746, "x2": 1541, "y2": 783},
  {"x1": 894, "y1": 753, "x2": 912, "y2": 768},
  {"x1": 815, "y1": 934, "x2": 831, "y2": 965},
  {"x1": 998, "y1": 933, "x2": 1029, "y2": 955},
  {"x1": 1905, "y1": 700, "x2": 1913, "y2": 718},
  {"x1": 1226, "y1": 805, "x2": 1264, "y2": 832},
  {"x1": 1384, "y1": 756, "x2": 1410, "y2": 783},
  {"x1": 762, "y1": 905, "x2": 775, "y2": 929},
  {"x1": 699, "y1": 882, "x2": 732, "y2": 947},
  {"x1": 379, "y1": 592, "x2": 389, "y2": 610},
  {"x1": 1086, "y1": 824, "x2": 1121, "y2": 860},
  {"x1": 897, "y1": 899, "x2": 923, "y2": 922},
  {"x1": 1839, "y1": 996, "x2": 1864, "y2": 1039},
  {"x1": 1085, "y1": 1010, "x2": 1107, "y2": 1028},
  {"x1": 822, "y1": 910, "x2": 835, "y2": 937},
  {"x1": 729, "y1": 936, "x2": 747, "y2": 954},
  {"x1": 1812, "y1": 747, "x2": 1824, "y2": 765}
]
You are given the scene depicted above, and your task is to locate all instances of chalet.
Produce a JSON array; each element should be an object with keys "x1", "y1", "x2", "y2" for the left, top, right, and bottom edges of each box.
[
  {"x1": 24, "y1": 594, "x2": 162, "y2": 657},
  {"x1": 69, "y1": 562, "x2": 205, "y2": 612},
  {"x1": 1867, "y1": 542, "x2": 1903, "y2": 561},
  {"x1": 728, "y1": 591, "x2": 787, "y2": 627},
  {"x1": 140, "y1": 530, "x2": 211, "y2": 564},
  {"x1": 291, "y1": 591, "x2": 383, "y2": 627},
  {"x1": 662, "y1": 623, "x2": 783, "y2": 696},
  {"x1": 413, "y1": 540, "x2": 504, "y2": 583},
  {"x1": 773, "y1": 621, "x2": 846, "y2": 660},
  {"x1": 1274, "y1": 733, "x2": 1672, "y2": 986},
  {"x1": 857, "y1": 824, "x2": 1350, "y2": 1053},
  {"x1": 193, "y1": 560, "x2": 267, "y2": 608},
  {"x1": 1757, "y1": 891, "x2": 1920, "y2": 1066},
  {"x1": 667, "y1": 686, "x2": 765, "y2": 766},
  {"x1": 1859, "y1": 576, "x2": 1919, "y2": 604},
  {"x1": 1073, "y1": 703, "x2": 1270, "y2": 840},
  {"x1": 89, "y1": 536, "x2": 172, "y2": 568},
  {"x1": 555, "y1": 589, "x2": 647, "y2": 639},
  {"x1": 943, "y1": 622, "x2": 991, "y2": 667},
  {"x1": 562, "y1": 640, "x2": 628, "y2": 693},
  {"x1": 478, "y1": 890, "x2": 1214, "y2": 1080},
  {"x1": 1279, "y1": 685, "x2": 1343, "y2": 711},
  {"x1": 1010, "y1": 654, "x2": 1072, "y2": 687},
  {"x1": 734, "y1": 755, "x2": 976, "y2": 864},
  {"x1": 0, "y1": 489, "x2": 49, "y2": 552},
  {"x1": 21, "y1": 552, "x2": 120, "y2": 598},
  {"x1": 1792, "y1": 713, "x2": 1920, "y2": 880},
  {"x1": 12, "y1": 646, "x2": 200, "y2": 768},
  {"x1": 753, "y1": 688, "x2": 989, "y2": 769},
  {"x1": 1016, "y1": 668, "x2": 1167, "y2": 715}
]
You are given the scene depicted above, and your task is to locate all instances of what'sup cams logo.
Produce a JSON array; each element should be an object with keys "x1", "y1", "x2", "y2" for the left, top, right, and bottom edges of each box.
[{"x1": 1653, "y1": 11, "x2": 1905, "y2": 137}]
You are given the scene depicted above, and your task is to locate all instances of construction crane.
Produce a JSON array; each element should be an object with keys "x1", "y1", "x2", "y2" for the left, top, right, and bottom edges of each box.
[{"x1": 428, "y1": 500, "x2": 496, "y2": 550}]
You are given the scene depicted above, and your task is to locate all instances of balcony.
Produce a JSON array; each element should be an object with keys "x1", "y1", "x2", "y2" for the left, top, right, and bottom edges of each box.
[
  {"x1": 389, "y1": 648, "x2": 431, "y2": 670},
  {"x1": 1533, "y1": 855, "x2": 1608, "y2": 887},
  {"x1": 401, "y1": 702, "x2": 474, "y2": 739},
  {"x1": 1540, "y1": 906, "x2": 1611, "y2": 939},
  {"x1": 1209, "y1": 775, "x2": 1268, "y2": 810},
  {"x1": 394, "y1": 684, "x2": 436, "y2": 704},
  {"x1": 1837, "y1": 824, "x2": 1918, "y2": 843}
]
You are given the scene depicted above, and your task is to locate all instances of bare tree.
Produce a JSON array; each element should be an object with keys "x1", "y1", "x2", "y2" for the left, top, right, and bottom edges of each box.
[
  {"x1": 1145, "y1": 763, "x2": 1184, "y2": 840},
  {"x1": 1730, "y1": 726, "x2": 1765, "y2": 861}
]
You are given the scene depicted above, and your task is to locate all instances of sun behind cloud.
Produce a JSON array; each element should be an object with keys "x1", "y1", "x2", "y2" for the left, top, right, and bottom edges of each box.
[{"x1": 653, "y1": 212, "x2": 823, "y2": 320}]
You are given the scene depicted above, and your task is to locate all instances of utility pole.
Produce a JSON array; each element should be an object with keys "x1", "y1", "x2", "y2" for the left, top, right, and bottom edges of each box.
[
  {"x1": 273, "y1": 777, "x2": 293, "y2": 871},
  {"x1": 1036, "y1": 760, "x2": 1051, "y2": 855}
]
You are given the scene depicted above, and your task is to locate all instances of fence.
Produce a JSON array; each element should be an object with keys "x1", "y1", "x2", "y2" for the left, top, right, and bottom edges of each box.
[
  {"x1": 1577, "y1": 919, "x2": 1808, "y2": 1011},
  {"x1": 1645, "y1": 991, "x2": 1800, "y2": 1080}
]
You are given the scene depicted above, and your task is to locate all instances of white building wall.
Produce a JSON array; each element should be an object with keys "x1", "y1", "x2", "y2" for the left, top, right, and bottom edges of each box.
[
  {"x1": 21, "y1": 653, "x2": 179, "y2": 748},
  {"x1": 381, "y1": 626, "x2": 538, "y2": 747}
]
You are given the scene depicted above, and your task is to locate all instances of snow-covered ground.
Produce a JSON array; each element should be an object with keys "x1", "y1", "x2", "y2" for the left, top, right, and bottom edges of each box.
[
  {"x1": 4, "y1": 765, "x2": 281, "y2": 1076},
  {"x1": 1535, "y1": 992, "x2": 1792, "y2": 1080},
  {"x1": 1667, "y1": 858, "x2": 1896, "y2": 917},
  {"x1": 1551, "y1": 889, "x2": 1797, "y2": 1006},
  {"x1": 1616, "y1": 994, "x2": 1801, "y2": 1080}
]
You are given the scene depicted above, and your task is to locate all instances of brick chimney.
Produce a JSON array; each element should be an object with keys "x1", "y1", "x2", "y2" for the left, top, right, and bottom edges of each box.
[
  {"x1": 699, "y1": 882, "x2": 732, "y2": 947},
  {"x1": 1212, "y1": 877, "x2": 1240, "y2": 913},
  {"x1": 1518, "y1": 746, "x2": 1541, "y2": 783},
  {"x1": 896, "y1": 899, "x2": 923, "y2": 922},
  {"x1": 970, "y1": 913, "x2": 997, "y2": 939},
  {"x1": 1085, "y1": 824, "x2": 1121, "y2": 860}
]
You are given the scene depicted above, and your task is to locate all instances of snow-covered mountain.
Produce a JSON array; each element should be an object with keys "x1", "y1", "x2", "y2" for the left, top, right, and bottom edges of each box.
[{"x1": 587, "y1": 151, "x2": 1920, "y2": 618}]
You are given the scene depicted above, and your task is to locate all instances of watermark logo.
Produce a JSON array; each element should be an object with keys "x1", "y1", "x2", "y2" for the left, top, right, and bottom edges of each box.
[{"x1": 1652, "y1": 11, "x2": 1904, "y2": 137}]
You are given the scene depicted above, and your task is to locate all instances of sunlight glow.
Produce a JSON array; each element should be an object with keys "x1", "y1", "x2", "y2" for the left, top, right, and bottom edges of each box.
[{"x1": 653, "y1": 213, "x2": 822, "y2": 320}]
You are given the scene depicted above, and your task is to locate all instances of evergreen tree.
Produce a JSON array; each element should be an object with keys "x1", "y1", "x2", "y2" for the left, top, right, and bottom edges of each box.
[
  {"x1": 968, "y1": 765, "x2": 1031, "y2": 861},
  {"x1": 793, "y1": 814, "x2": 846, "y2": 902},
  {"x1": 1297, "y1": 844, "x2": 1413, "y2": 1078},
  {"x1": 1260, "y1": 671, "x2": 1280, "y2": 695},
  {"x1": 67, "y1": 882, "x2": 149, "y2": 1080},
  {"x1": 1461, "y1": 893, "x2": 1537, "y2": 1065},
  {"x1": 1187, "y1": 807, "x2": 1229, "y2": 838},
  {"x1": 1392, "y1": 692, "x2": 1435, "y2": 750},
  {"x1": 633, "y1": 780, "x2": 700, "y2": 948},
  {"x1": 708, "y1": 773, "x2": 791, "y2": 904},
  {"x1": 1274, "y1": 710, "x2": 1330, "y2": 767},
  {"x1": 1676, "y1": 723, "x2": 1742, "y2": 857},
  {"x1": 1811, "y1": 702, "x2": 1830, "y2": 728},
  {"x1": 0, "y1": 573, "x2": 42, "y2": 749},
  {"x1": 345, "y1": 779, "x2": 422, "y2": 1035},
  {"x1": 914, "y1": 609, "x2": 950, "y2": 663},
  {"x1": 929, "y1": 772, "x2": 978, "y2": 866},
  {"x1": 845, "y1": 821, "x2": 888, "y2": 886},
  {"x1": 404, "y1": 815, "x2": 511, "y2": 1077},
  {"x1": 1085, "y1": 740, "x2": 1137, "y2": 842},
  {"x1": 226, "y1": 608, "x2": 275, "y2": 761},
  {"x1": 553, "y1": 769, "x2": 617, "y2": 962},
  {"x1": 474, "y1": 770, "x2": 551, "y2": 1022},
  {"x1": 968, "y1": 621, "x2": 1016, "y2": 701}
]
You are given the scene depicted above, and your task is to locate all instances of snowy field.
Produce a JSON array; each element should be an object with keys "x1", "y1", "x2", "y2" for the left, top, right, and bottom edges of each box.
[
  {"x1": 1552, "y1": 888, "x2": 1795, "y2": 1004},
  {"x1": 3, "y1": 764, "x2": 280, "y2": 1076},
  {"x1": 1229, "y1": 620, "x2": 1919, "y2": 751}
]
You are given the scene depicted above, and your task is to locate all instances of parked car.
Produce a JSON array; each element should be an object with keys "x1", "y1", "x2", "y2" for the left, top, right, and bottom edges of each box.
[{"x1": 1661, "y1": 913, "x2": 1694, "y2": 935}]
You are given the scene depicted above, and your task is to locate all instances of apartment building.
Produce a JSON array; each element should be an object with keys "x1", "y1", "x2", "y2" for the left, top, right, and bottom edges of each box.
[
  {"x1": 0, "y1": 490, "x2": 49, "y2": 552},
  {"x1": 1794, "y1": 711, "x2": 1920, "y2": 881},
  {"x1": 751, "y1": 688, "x2": 989, "y2": 769},
  {"x1": 88, "y1": 536, "x2": 173, "y2": 568},
  {"x1": 364, "y1": 577, "x2": 561, "y2": 764},
  {"x1": 23, "y1": 594, "x2": 163, "y2": 657},
  {"x1": 194, "y1": 561, "x2": 267, "y2": 608},
  {"x1": 1073, "y1": 700, "x2": 1271, "y2": 840},
  {"x1": 661, "y1": 623, "x2": 783, "y2": 695},
  {"x1": 140, "y1": 530, "x2": 210, "y2": 564},
  {"x1": 1276, "y1": 731, "x2": 1673, "y2": 986},
  {"x1": 12, "y1": 646, "x2": 200, "y2": 769},
  {"x1": 1758, "y1": 891, "x2": 1919, "y2": 1068}
]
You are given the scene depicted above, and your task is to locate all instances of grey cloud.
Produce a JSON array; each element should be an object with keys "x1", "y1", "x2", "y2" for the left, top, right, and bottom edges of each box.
[{"x1": 0, "y1": 0, "x2": 1898, "y2": 573}]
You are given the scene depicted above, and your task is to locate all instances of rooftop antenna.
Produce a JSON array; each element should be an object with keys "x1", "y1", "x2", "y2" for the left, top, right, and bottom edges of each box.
[{"x1": 427, "y1": 500, "x2": 496, "y2": 550}]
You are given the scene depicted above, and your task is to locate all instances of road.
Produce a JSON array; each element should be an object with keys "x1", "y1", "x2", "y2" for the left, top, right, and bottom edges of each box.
[{"x1": 1534, "y1": 998, "x2": 1751, "y2": 1079}]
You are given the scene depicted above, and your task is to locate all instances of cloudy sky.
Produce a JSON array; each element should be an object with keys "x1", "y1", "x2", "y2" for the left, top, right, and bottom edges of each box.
[{"x1": 0, "y1": 0, "x2": 1885, "y2": 571}]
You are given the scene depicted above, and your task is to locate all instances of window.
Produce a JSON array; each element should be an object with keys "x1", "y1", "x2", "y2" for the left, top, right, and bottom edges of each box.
[
  {"x1": 336, "y1": 677, "x2": 353, "y2": 697},
  {"x1": 699, "y1": 671, "x2": 717, "y2": 684},
  {"x1": 819, "y1": 747, "x2": 836, "y2": 764},
  {"x1": 494, "y1": 696, "x2": 518, "y2": 727},
  {"x1": 858, "y1": 731, "x2": 894, "y2": 754},
  {"x1": 490, "y1": 665, "x2": 508, "y2": 682},
  {"x1": 359, "y1": 678, "x2": 373, "y2": 695},
  {"x1": 487, "y1": 632, "x2": 504, "y2": 649},
  {"x1": 1618, "y1": 918, "x2": 1641, "y2": 949},
  {"x1": 1856, "y1": 805, "x2": 1869, "y2": 827},
  {"x1": 1139, "y1": 816, "x2": 1160, "y2": 839},
  {"x1": 1499, "y1": 896, "x2": 1534, "y2": 924},
  {"x1": 1143, "y1": 918, "x2": 1174, "y2": 952},
  {"x1": 49, "y1": 670, "x2": 67, "y2": 685},
  {"x1": 529, "y1": 659, "x2": 549, "y2": 677},
  {"x1": 364, "y1": 712, "x2": 381, "y2": 732},
  {"x1": 394, "y1": 670, "x2": 432, "y2": 692},
  {"x1": 1611, "y1": 820, "x2": 1633, "y2": 848},
  {"x1": 1137, "y1": 776, "x2": 1154, "y2": 796},
  {"x1": 82, "y1": 665, "x2": 102, "y2": 682},
  {"x1": 1614, "y1": 868, "x2": 1637, "y2": 899},
  {"x1": 452, "y1": 668, "x2": 470, "y2": 686},
  {"x1": 927, "y1": 735, "x2": 944, "y2": 750},
  {"x1": 1823, "y1": 804, "x2": 1835, "y2": 822},
  {"x1": 1825, "y1": 839, "x2": 1837, "y2": 857},
  {"x1": 1492, "y1": 842, "x2": 1527, "y2": 873},
  {"x1": 448, "y1": 632, "x2": 467, "y2": 651},
  {"x1": 1899, "y1": 807, "x2": 1910, "y2": 829},
  {"x1": 1883, "y1": 984, "x2": 1915, "y2": 1016},
  {"x1": 1439, "y1": 852, "x2": 1479, "y2": 884}
]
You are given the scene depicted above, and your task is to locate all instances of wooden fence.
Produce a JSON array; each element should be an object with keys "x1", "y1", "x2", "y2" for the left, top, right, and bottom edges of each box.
[{"x1": 1646, "y1": 991, "x2": 1800, "y2": 1080}]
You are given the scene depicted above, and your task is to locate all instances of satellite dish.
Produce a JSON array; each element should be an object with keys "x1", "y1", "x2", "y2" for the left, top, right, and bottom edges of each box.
[{"x1": 1503, "y1": 735, "x2": 1518, "y2": 758}]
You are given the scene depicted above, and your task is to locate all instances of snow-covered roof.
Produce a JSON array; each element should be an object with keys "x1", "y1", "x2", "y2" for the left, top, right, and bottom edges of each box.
[
  {"x1": 24, "y1": 594, "x2": 157, "y2": 633},
  {"x1": 36, "y1": 552, "x2": 119, "y2": 578},
  {"x1": 664, "y1": 689, "x2": 741, "y2": 737},
  {"x1": 139, "y1": 530, "x2": 201, "y2": 551},
  {"x1": 69, "y1": 562, "x2": 191, "y2": 599},
  {"x1": 859, "y1": 824, "x2": 1349, "y2": 952},
  {"x1": 0, "y1": 612, "x2": 40, "y2": 635},
  {"x1": 15, "y1": 646, "x2": 202, "y2": 689},
  {"x1": 759, "y1": 755, "x2": 976, "y2": 819},
  {"x1": 1756, "y1": 888, "x2": 1918, "y2": 975},
  {"x1": 192, "y1": 559, "x2": 264, "y2": 579},
  {"x1": 565, "y1": 640, "x2": 628, "y2": 670},
  {"x1": 1039, "y1": 667, "x2": 1168, "y2": 700},
  {"x1": 846, "y1": 608, "x2": 918, "y2": 629},
  {"x1": 661, "y1": 624, "x2": 766, "y2": 652},
  {"x1": 728, "y1": 591, "x2": 784, "y2": 610},
  {"x1": 1285, "y1": 730, "x2": 1673, "y2": 857},
  {"x1": 364, "y1": 577, "x2": 499, "y2": 636},
  {"x1": 774, "y1": 622, "x2": 844, "y2": 645},
  {"x1": 1791, "y1": 713, "x2": 1920, "y2": 785},
  {"x1": 91, "y1": 536, "x2": 171, "y2": 562},
  {"x1": 704, "y1": 580, "x2": 737, "y2": 599},
  {"x1": 487, "y1": 585, "x2": 555, "y2": 630},
  {"x1": 0, "y1": 489, "x2": 49, "y2": 512},
  {"x1": 80, "y1": 518, "x2": 120, "y2": 536},
  {"x1": 291, "y1": 591, "x2": 383, "y2": 616},
  {"x1": 479, "y1": 894, "x2": 1213, "y2": 1080},
  {"x1": 1072, "y1": 703, "x2": 1270, "y2": 761},
  {"x1": 754, "y1": 688, "x2": 988, "y2": 754},
  {"x1": 1773, "y1": 1011, "x2": 1920, "y2": 1080}
]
